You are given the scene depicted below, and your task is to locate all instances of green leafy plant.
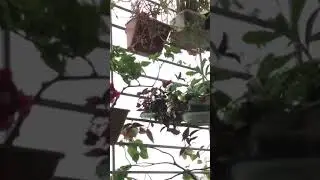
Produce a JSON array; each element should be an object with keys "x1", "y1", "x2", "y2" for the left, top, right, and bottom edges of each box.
[
  {"x1": 111, "y1": 46, "x2": 150, "y2": 85},
  {"x1": 176, "y1": 0, "x2": 210, "y2": 13}
]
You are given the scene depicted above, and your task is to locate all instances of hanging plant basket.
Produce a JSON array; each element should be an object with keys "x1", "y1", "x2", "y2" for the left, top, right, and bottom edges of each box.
[
  {"x1": 125, "y1": 12, "x2": 171, "y2": 56},
  {"x1": 183, "y1": 111, "x2": 210, "y2": 126},
  {"x1": 170, "y1": 9, "x2": 209, "y2": 52},
  {"x1": 109, "y1": 108, "x2": 129, "y2": 145},
  {"x1": 140, "y1": 112, "x2": 156, "y2": 119},
  {"x1": 0, "y1": 145, "x2": 64, "y2": 180},
  {"x1": 182, "y1": 98, "x2": 210, "y2": 126}
]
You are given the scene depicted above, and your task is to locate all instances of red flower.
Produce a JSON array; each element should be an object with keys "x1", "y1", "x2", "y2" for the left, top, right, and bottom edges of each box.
[
  {"x1": 0, "y1": 69, "x2": 33, "y2": 129},
  {"x1": 17, "y1": 91, "x2": 33, "y2": 118},
  {"x1": 0, "y1": 68, "x2": 12, "y2": 82},
  {"x1": 110, "y1": 83, "x2": 120, "y2": 103}
]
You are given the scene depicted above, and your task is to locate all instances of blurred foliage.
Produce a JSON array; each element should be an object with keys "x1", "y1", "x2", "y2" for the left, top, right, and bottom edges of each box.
[{"x1": 0, "y1": 0, "x2": 108, "y2": 74}]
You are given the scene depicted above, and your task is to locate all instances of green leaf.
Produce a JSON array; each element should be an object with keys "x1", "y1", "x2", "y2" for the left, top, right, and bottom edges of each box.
[
  {"x1": 190, "y1": 154, "x2": 198, "y2": 161},
  {"x1": 146, "y1": 129, "x2": 154, "y2": 143},
  {"x1": 305, "y1": 7, "x2": 320, "y2": 47},
  {"x1": 182, "y1": 172, "x2": 193, "y2": 180},
  {"x1": 200, "y1": 58, "x2": 207, "y2": 72},
  {"x1": 268, "y1": 13, "x2": 290, "y2": 33},
  {"x1": 197, "y1": 159, "x2": 203, "y2": 164},
  {"x1": 205, "y1": 64, "x2": 210, "y2": 75},
  {"x1": 182, "y1": 153, "x2": 187, "y2": 159},
  {"x1": 182, "y1": 127, "x2": 190, "y2": 140},
  {"x1": 186, "y1": 71, "x2": 197, "y2": 76},
  {"x1": 41, "y1": 53, "x2": 66, "y2": 74},
  {"x1": 164, "y1": 51, "x2": 174, "y2": 59},
  {"x1": 309, "y1": 32, "x2": 320, "y2": 42},
  {"x1": 113, "y1": 165, "x2": 132, "y2": 180},
  {"x1": 148, "y1": 53, "x2": 161, "y2": 61},
  {"x1": 127, "y1": 145, "x2": 140, "y2": 163},
  {"x1": 190, "y1": 78, "x2": 201, "y2": 87},
  {"x1": 119, "y1": 165, "x2": 132, "y2": 171},
  {"x1": 257, "y1": 53, "x2": 294, "y2": 82},
  {"x1": 134, "y1": 139, "x2": 143, "y2": 145},
  {"x1": 140, "y1": 61, "x2": 151, "y2": 67},
  {"x1": 195, "y1": 67, "x2": 201, "y2": 74},
  {"x1": 169, "y1": 45, "x2": 181, "y2": 53},
  {"x1": 138, "y1": 145, "x2": 149, "y2": 159},
  {"x1": 189, "y1": 130, "x2": 199, "y2": 137},
  {"x1": 242, "y1": 31, "x2": 281, "y2": 47},
  {"x1": 290, "y1": 0, "x2": 307, "y2": 34}
]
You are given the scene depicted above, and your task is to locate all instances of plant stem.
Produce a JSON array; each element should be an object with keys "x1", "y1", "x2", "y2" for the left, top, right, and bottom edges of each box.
[
  {"x1": 294, "y1": 42, "x2": 303, "y2": 65},
  {"x1": 5, "y1": 74, "x2": 108, "y2": 145}
]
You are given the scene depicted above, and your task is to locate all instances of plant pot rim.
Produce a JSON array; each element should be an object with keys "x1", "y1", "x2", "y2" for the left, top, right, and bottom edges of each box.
[
  {"x1": 176, "y1": 9, "x2": 202, "y2": 14},
  {"x1": 0, "y1": 145, "x2": 65, "y2": 158},
  {"x1": 184, "y1": 111, "x2": 210, "y2": 114},
  {"x1": 111, "y1": 107, "x2": 130, "y2": 113},
  {"x1": 125, "y1": 13, "x2": 170, "y2": 27},
  {"x1": 183, "y1": 111, "x2": 210, "y2": 126}
]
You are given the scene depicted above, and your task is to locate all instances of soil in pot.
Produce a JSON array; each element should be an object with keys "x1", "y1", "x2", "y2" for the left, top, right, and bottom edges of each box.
[
  {"x1": 125, "y1": 12, "x2": 171, "y2": 57},
  {"x1": 170, "y1": 9, "x2": 209, "y2": 52},
  {"x1": 0, "y1": 145, "x2": 64, "y2": 180},
  {"x1": 109, "y1": 108, "x2": 129, "y2": 145}
]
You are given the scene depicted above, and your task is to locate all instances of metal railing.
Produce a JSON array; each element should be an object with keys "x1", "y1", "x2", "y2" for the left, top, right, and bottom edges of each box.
[{"x1": 110, "y1": 1, "x2": 210, "y2": 176}]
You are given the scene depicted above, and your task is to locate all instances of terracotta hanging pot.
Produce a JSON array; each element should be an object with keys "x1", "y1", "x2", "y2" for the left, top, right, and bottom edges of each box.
[
  {"x1": 125, "y1": 12, "x2": 171, "y2": 57},
  {"x1": 0, "y1": 145, "x2": 64, "y2": 180},
  {"x1": 109, "y1": 108, "x2": 129, "y2": 145}
]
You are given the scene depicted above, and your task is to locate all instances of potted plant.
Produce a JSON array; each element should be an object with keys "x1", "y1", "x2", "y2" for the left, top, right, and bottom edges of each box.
[
  {"x1": 125, "y1": 0, "x2": 172, "y2": 57},
  {"x1": 182, "y1": 84, "x2": 210, "y2": 126},
  {"x1": 137, "y1": 80, "x2": 189, "y2": 134},
  {"x1": 169, "y1": 0, "x2": 210, "y2": 53},
  {"x1": 180, "y1": 50, "x2": 211, "y2": 126}
]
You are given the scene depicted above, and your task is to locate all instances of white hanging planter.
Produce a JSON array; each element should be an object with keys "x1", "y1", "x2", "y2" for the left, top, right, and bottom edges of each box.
[
  {"x1": 140, "y1": 112, "x2": 156, "y2": 119},
  {"x1": 183, "y1": 111, "x2": 210, "y2": 126},
  {"x1": 183, "y1": 98, "x2": 210, "y2": 126},
  {"x1": 170, "y1": 9, "x2": 209, "y2": 51}
]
